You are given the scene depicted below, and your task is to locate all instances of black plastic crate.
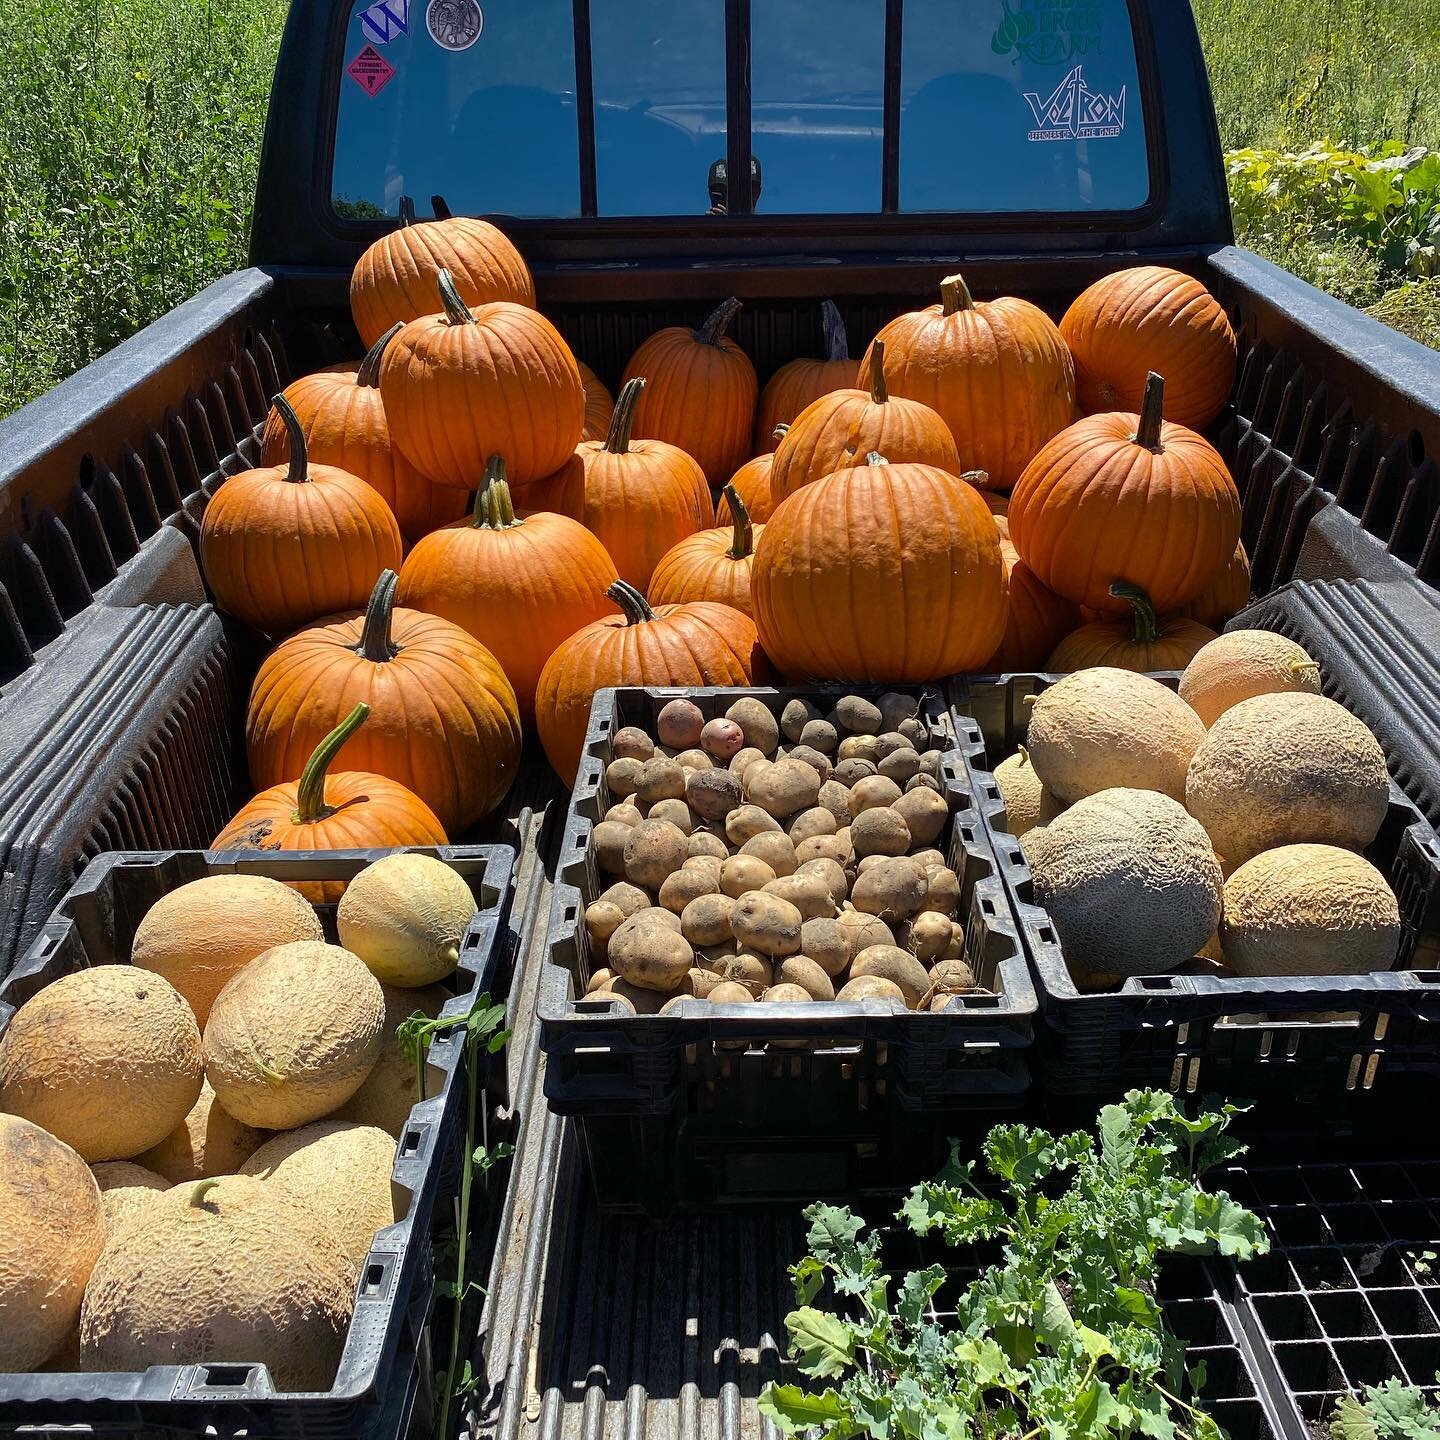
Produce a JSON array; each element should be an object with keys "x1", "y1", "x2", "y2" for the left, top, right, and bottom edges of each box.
[
  {"x1": 536, "y1": 685, "x2": 1038, "y2": 1213},
  {"x1": 948, "y1": 673, "x2": 1440, "y2": 1108},
  {"x1": 0, "y1": 845, "x2": 515, "y2": 1440}
]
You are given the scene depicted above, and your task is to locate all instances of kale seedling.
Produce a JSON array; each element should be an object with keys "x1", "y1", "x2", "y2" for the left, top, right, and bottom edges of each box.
[{"x1": 1332, "y1": 1380, "x2": 1440, "y2": 1440}]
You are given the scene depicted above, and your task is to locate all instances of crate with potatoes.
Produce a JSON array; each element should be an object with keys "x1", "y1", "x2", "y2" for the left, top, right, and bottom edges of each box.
[
  {"x1": 950, "y1": 631, "x2": 1440, "y2": 1104},
  {"x1": 0, "y1": 845, "x2": 513, "y2": 1440},
  {"x1": 537, "y1": 686, "x2": 1037, "y2": 1210}
]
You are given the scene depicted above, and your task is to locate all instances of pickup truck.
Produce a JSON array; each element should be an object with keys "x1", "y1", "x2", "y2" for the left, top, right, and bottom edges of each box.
[{"x1": 0, "y1": 0, "x2": 1438, "y2": 1433}]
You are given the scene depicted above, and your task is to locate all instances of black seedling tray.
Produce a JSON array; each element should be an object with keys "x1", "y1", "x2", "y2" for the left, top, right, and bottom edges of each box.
[
  {"x1": 949, "y1": 673, "x2": 1440, "y2": 1112},
  {"x1": 0, "y1": 845, "x2": 515, "y2": 1440},
  {"x1": 537, "y1": 685, "x2": 1038, "y2": 1213}
]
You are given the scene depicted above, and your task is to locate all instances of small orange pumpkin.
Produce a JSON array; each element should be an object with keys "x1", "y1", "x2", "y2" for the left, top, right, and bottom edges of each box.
[
  {"x1": 535, "y1": 581, "x2": 762, "y2": 780},
  {"x1": 1046, "y1": 583, "x2": 1218, "y2": 673},
  {"x1": 379, "y1": 270, "x2": 583, "y2": 489},
  {"x1": 754, "y1": 301, "x2": 859, "y2": 452},
  {"x1": 200, "y1": 395, "x2": 403, "y2": 636},
  {"x1": 350, "y1": 207, "x2": 534, "y2": 347},
  {"x1": 1181, "y1": 541, "x2": 1251, "y2": 629},
  {"x1": 717, "y1": 426, "x2": 787, "y2": 524},
  {"x1": 578, "y1": 360, "x2": 614, "y2": 441},
  {"x1": 861, "y1": 273, "x2": 1075, "y2": 489},
  {"x1": 984, "y1": 533, "x2": 1081, "y2": 673},
  {"x1": 648, "y1": 484, "x2": 762, "y2": 617},
  {"x1": 621, "y1": 298, "x2": 758, "y2": 485},
  {"x1": 396, "y1": 456, "x2": 618, "y2": 720},
  {"x1": 769, "y1": 341, "x2": 960, "y2": 504},
  {"x1": 246, "y1": 570, "x2": 522, "y2": 834},
  {"x1": 1008, "y1": 373, "x2": 1241, "y2": 617},
  {"x1": 1061, "y1": 266, "x2": 1237, "y2": 430}
]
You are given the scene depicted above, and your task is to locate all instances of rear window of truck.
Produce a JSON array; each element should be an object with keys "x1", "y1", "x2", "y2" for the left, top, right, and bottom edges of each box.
[{"x1": 330, "y1": 0, "x2": 1150, "y2": 221}]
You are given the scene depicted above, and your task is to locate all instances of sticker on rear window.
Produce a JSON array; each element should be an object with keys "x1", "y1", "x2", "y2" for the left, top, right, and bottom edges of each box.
[
  {"x1": 359, "y1": 0, "x2": 409, "y2": 45},
  {"x1": 993, "y1": 0, "x2": 1103, "y2": 65},
  {"x1": 1024, "y1": 66, "x2": 1125, "y2": 141},
  {"x1": 425, "y1": 0, "x2": 483, "y2": 51},
  {"x1": 347, "y1": 45, "x2": 397, "y2": 97}
]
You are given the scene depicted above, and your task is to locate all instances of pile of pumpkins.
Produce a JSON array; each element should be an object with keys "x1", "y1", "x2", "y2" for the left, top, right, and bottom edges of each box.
[{"x1": 197, "y1": 208, "x2": 1247, "y2": 846}]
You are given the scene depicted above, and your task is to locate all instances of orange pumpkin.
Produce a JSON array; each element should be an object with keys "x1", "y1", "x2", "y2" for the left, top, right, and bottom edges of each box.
[
  {"x1": 350, "y1": 210, "x2": 534, "y2": 348},
  {"x1": 861, "y1": 274, "x2": 1075, "y2": 490},
  {"x1": 717, "y1": 425, "x2": 787, "y2": 524},
  {"x1": 984, "y1": 534, "x2": 1081, "y2": 673},
  {"x1": 246, "y1": 570, "x2": 522, "y2": 834},
  {"x1": 578, "y1": 360, "x2": 614, "y2": 442},
  {"x1": 1046, "y1": 583, "x2": 1218, "y2": 672},
  {"x1": 753, "y1": 454, "x2": 1008, "y2": 682},
  {"x1": 260, "y1": 325, "x2": 468, "y2": 546},
  {"x1": 621, "y1": 298, "x2": 758, "y2": 485},
  {"x1": 1008, "y1": 373, "x2": 1241, "y2": 617},
  {"x1": 1181, "y1": 541, "x2": 1251, "y2": 629},
  {"x1": 396, "y1": 456, "x2": 618, "y2": 720},
  {"x1": 648, "y1": 484, "x2": 762, "y2": 617},
  {"x1": 754, "y1": 300, "x2": 859, "y2": 452},
  {"x1": 1061, "y1": 266, "x2": 1237, "y2": 430},
  {"x1": 769, "y1": 341, "x2": 960, "y2": 504},
  {"x1": 200, "y1": 395, "x2": 403, "y2": 636},
  {"x1": 535, "y1": 580, "x2": 761, "y2": 781},
  {"x1": 379, "y1": 270, "x2": 583, "y2": 489}
]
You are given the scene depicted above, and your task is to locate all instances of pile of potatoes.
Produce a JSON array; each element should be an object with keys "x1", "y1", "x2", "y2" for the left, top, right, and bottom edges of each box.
[
  {"x1": 0, "y1": 852, "x2": 479, "y2": 1385},
  {"x1": 579, "y1": 692, "x2": 988, "y2": 1016}
]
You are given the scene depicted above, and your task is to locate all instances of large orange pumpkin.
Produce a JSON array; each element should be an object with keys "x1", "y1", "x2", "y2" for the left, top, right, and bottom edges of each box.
[
  {"x1": 246, "y1": 570, "x2": 522, "y2": 834},
  {"x1": 578, "y1": 360, "x2": 614, "y2": 441},
  {"x1": 717, "y1": 440, "x2": 782, "y2": 525},
  {"x1": 379, "y1": 270, "x2": 583, "y2": 489},
  {"x1": 984, "y1": 533, "x2": 1081, "y2": 673},
  {"x1": 1008, "y1": 374, "x2": 1241, "y2": 617},
  {"x1": 753, "y1": 454, "x2": 1008, "y2": 682},
  {"x1": 1061, "y1": 266, "x2": 1237, "y2": 430},
  {"x1": 1046, "y1": 583, "x2": 1218, "y2": 673},
  {"x1": 860, "y1": 274, "x2": 1075, "y2": 490},
  {"x1": 648, "y1": 484, "x2": 762, "y2": 617},
  {"x1": 535, "y1": 581, "x2": 761, "y2": 780},
  {"x1": 396, "y1": 456, "x2": 618, "y2": 720},
  {"x1": 260, "y1": 325, "x2": 468, "y2": 546},
  {"x1": 350, "y1": 209, "x2": 534, "y2": 348},
  {"x1": 1181, "y1": 541, "x2": 1251, "y2": 629},
  {"x1": 201, "y1": 395, "x2": 403, "y2": 636},
  {"x1": 754, "y1": 301, "x2": 859, "y2": 452},
  {"x1": 769, "y1": 341, "x2": 960, "y2": 504},
  {"x1": 621, "y1": 298, "x2": 758, "y2": 485}
]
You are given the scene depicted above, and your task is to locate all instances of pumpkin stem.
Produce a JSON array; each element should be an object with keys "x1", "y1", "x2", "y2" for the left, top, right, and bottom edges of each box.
[
  {"x1": 607, "y1": 579, "x2": 655, "y2": 625},
  {"x1": 1017, "y1": 744, "x2": 1032, "y2": 769},
  {"x1": 356, "y1": 570, "x2": 400, "y2": 662},
  {"x1": 293, "y1": 701, "x2": 369, "y2": 824},
  {"x1": 940, "y1": 273, "x2": 976, "y2": 315},
  {"x1": 773, "y1": 421, "x2": 790, "y2": 442},
  {"x1": 820, "y1": 299, "x2": 849, "y2": 362},
  {"x1": 721, "y1": 484, "x2": 754, "y2": 559},
  {"x1": 961, "y1": 470, "x2": 991, "y2": 488},
  {"x1": 1134, "y1": 372, "x2": 1166, "y2": 450},
  {"x1": 356, "y1": 322, "x2": 404, "y2": 389},
  {"x1": 437, "y1": 268, "x2": 476, "y2": 327},
  {"x1": 864, "y1": 451, "x2": 889, "y2": 467},
  {"x1": 398, "y1": 195, "x2": 416, "y2": 227},
  {"x1": 472, "y1": 456, "x2": 520, "y2": 529},
  {"x1": 606, "y1": 377, "x2": 644, "y2": 454},
  {"x1": 695, "y1": 297, "x2": 742, "y2": 346},
  {"x1": 868, "y1": 340, "x2": 889, "y2": 404},
  {"x1": 1110, "y1": 581, "x2": 1160, "y2": 645},
  {"x1": 270, "y1": 394, "x2": 310, "y2": 483}
]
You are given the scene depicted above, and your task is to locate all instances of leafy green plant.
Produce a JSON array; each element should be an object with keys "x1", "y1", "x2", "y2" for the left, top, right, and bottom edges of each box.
[
  {"x1": 1332, "y1": 1380, "x2": 1440, "y2": 1440},
  {"x1": 760, "y1": 1090, "x2": 1268, "y2": 1440}
]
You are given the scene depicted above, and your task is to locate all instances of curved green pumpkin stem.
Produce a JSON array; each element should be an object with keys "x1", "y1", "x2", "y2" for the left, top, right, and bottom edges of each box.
[
  {"x1": 1110, "y1": 581, "x2": 1160, "y2": 646},
  {"x1": 606, "y1": 377, "x2": 644, "y2": 455},
  {"x1": 472, "y1": 455, "x2": 520, "y2": 530},
  {"x1": 820, "y1": 299, "x2": 849, "y2": 362},
  {"x1": 607, "y1": 579, "x2": 655, "y2": 625},
  {"x1": 1017, "y1": 744, "x2": 1032, "y2": 769},
  {"x1": 437, "y1": 268, "x2": 475, "y2": 327},
  {"x1": 270, "y1": 394, "x2": 310, "y2": 483},
  {"x1": 721, "y1": 484, "x2": 753, "y2": 559},
  {"x1": 1134, "y1": 372, "x2": 1166, "y2": 450},
  {"x1": 355, "y1": 570, "x2": 400, "y2": 663},
  {"x1": 865, "y1": 451, "x2": 890, "y2": 467},
  {"x1": 695, "y1": 297, "x2": 742, "y2": 346},
  {"x1": 189, "y1": 1177, "x2": 223, "y2": 1209},
  {"x1": 940, "y1": 273, "x2": 976, "y2": 315},
  {"x1": 293, "y1": 701, "x2": 369, "y2": 824},
  {"x1": 357, "y1": 323, "x2": 404, "y2": 389},
  {"x1": 398, "y1": 195, "x2": 416, "y2": 227},
  {"x1": 868, "y1": 340, "x2": 888, "y2": 404}
]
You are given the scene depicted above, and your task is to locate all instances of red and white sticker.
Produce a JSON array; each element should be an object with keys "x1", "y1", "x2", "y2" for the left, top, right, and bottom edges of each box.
[{"x1": 347, "y1": 45, "x2": 397, "y2": 97}]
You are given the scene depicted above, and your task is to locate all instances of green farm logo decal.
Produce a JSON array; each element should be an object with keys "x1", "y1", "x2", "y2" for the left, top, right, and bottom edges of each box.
[{"x1": 993, "y1": 0, "x2": 1103, "y2": 65}]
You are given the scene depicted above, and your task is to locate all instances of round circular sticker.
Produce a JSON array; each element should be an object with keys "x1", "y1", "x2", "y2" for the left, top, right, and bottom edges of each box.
[{"x1": 426, "y1": 0, "x2": 483, "y2": 51}]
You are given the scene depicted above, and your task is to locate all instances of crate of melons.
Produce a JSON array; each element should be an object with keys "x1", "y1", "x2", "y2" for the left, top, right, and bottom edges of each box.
[
  {"x1": 0, "y1": 844, "x2": 513, "y2": 1440},
  {"x1": 537, "y1": 685, "x2": 1037, "y2": 1212},
  {"x1": 951, "y1": 630, "x2": 1440, "y2": 1105}
]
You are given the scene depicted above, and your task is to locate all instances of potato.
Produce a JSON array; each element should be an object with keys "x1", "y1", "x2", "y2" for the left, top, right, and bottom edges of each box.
[
  {"x1": 906, "y1": 773, "x2": 943, "y2": 795},
  {"x1": 609, "y1": 922, "x2": 694, "y2": 992},
  {"x1": 910, "y1": 849, "x2": 946, "y2": 870},
  {"x1": 834, "y1": 758, "x2": 878, "y2": 788},
  {"x1": 773, "y1": 955, "x2": 835, "y2": 1001},
  {"x1": 615, "y1": 907, "x2": 683, "y2": 936},
  {"x1": 796, "y1": 857, "x2": 848, "y2": 909},
  {"x1": 800, "y1": 918, "x2": 849, "y2": 976},
  {"x1": 660, "y1": 994, "x2": 695, "y2": 1015},
  {"x1": 850, "y1": 775, "x2": 903, "y2": 816},
  {"x1": 584, "y1": 990, "x2": 637, "y2": 1015},
  {"x1": 675, "y1": 748, "x2": 712, "y2": 771},
  {"x1": 851, "y1": 807, "x2": 911, "y2": 858},
  {"x1": 817, "y1": 780, "x2": 853, "y2": 825},
  {"x1": 637, "y1": 757, "x2": 686, "y2": 806},
  {"x1": 725, "y1": 697, "x2": 780, "y2": 756},
  {"x1": 729, "y1": 746, "x2": 767, "y2": 781},
  {"x1": 918, "y1": 749, "x2": 945, "y2": 780},
  {"x1": 899, "y1": 716, "x2": 929, "y2": 748},
  {"x1": 611, "y1": 978, "x2": 680, "y2": 1014},
  {"x1": 889, "y1": 790, "x2": 946, "y2": 850},
  {"x1": 684, "y1": 854, "x2": 724, "y2": 882},
  {"x1": 726, "y1": 804, "x2": 782, "y2": 845},
  {"x1": 786, "y1": 745, "x2": 834, "y2": 783},
  {"x1": 720, "y1": 855, "x2": 776, "y2": 898},
  {"x1": 877, "y1": 692, "x2": 918, "y2": 730},
  {"x1": 688, "y1": 967, "x2": 723, "y2": 999},
  {"x1": 681, "y1": 894, "x2": 736, "y2": 948},
  {"x1": 704, "y1": 951, "x2": 773, "y2": 995},
  {"x1": 745, "y1": 758, "x2": 821, "y2": 819},
  {"x1": 606, "y1": 757, "x2": 644, "y2": 797},
  {"x1": 835, "y1": 695, "x2": 883, "y2": 735},
  {"x1": 701, "y1": 718, "x2": 745, "y2": 760},
  {"x1": 855, "y1": 854, "x2": 888, "y2": 875},
  {"x1": 874, "y1": 731, "x2": 912, "y2": 761},
  {"x1": 930, "y1": 957, "x2": 978, "y2": 991},
  {"x1": 837, "y1": 975, "x2": 905, "y2": 1004},
  {"x1": 598, "y1": 881, "x2": 650, "y2": 916},
  {"x1": 903, "y1": 911, "x2": 954, "y2": 963},
  {"x1": 851, "y1": 945, "x2": 931, "y2": 1007},
  {"x1": 795, "y1": 834, "x2": 854, "y2": 869},
  {"x1": 942, "y1": 922, "x2": 967, "y2": 965},
  {"x1": 781, "y1": 698, "x2": 821, "y2": 742},
  {"x1": 605, "y1": 799, "x2": 646, "y2": 827},
  {"x1": 741, "y1": 831, "x2": 798, "y2": 877},
  {"x1": 584, "y1": 901, "x2": 626, "y2": 956},
  {"x1": 648, "y1": 797, "x2": 694, "y2": 835},
  {"x1": 837, "y1": 735, "x2": 881, "y2": 764},
  {"x1": 585, "y1": 967, "x2": 618, "y2": 992},
  {"x1": 763, "y1": 983, "x2": 814, "y2": 1004},
  {"x1": 611, "y1": 727, "x2": 655, "y2": 761},
  {"x1": 708, "y1": 981, "x2": 756, "y2": 1005},
  {"x1": 798, "y1": 719, "x2": 839, "y2": 755},
  {"x1": 923, "y1": 864, "x2": 962, "y2": 919},
  {"x1": 622, "y1": 819, "x2": 690, "y2": 889},
  {"x1": 660, "y1": 866, "x2": 719, "y2": 914},
  {"x1": 688, "y1": 829, "x2": 730, "y2": 860},
  {"x1": 762, "y1": 873, "x2": 836, "y2": 921},
  {"x1": 687, "y1": 767, "x2": 742, "y2": 821},
  {"x1": 592, "y1": 820, "x2": 633, "y2": 876},
  {"x1": 788, "y1": 807, "x2": 838, "y2": 844},
  {"x1": 657, "y1": 698, "x2": 705, "y2": 749},
  {"x1": 877, "y1": 748, "x2": 923, "y2": 785},
  {"x1": 851, "y1": 857, "x2": 928, "y2": 922},
  {"x1": 730, "y1": 893, "x2": 804, "y2": 957}
]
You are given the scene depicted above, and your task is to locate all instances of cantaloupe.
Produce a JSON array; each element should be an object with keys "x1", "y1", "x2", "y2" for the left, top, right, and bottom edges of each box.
[
  {"x1": 0, "y1": 967, "x2": 203, "y2": 1162},
  {"x1": 240, "y1": 1120, "x2": 397, "y2": 1266},
  {"x1": 331, "y1": 983, "x2": 449, "y2": 1137},
  {"x1": 0, "y1": 1115, "x2": 106, "y2": 1371},
  {"x1": 992, "y1": 746, "x2": 1063, "y2": 838},
  {"x1": 203, "y1": 942, "x2": 385, "y2": 1130},
  {"x1": 80, "y1": 1175, "x2": 355, "y2": 1390},
  {"x1": 1177, "y1": 630, "x2": 1322, "y2": 728},
  {"x1": 92, "y1": 1162, "x2": 171, "y2": 1233},
  {"x1": 1023, "y1": 788, "x2": 1222, "y2": 978},
  {"x1": 137, "y1": 1080, "x2": 267, "y2": 1184},
  {"x1": 1025, "y1": 669, "x2": 1206, "y2": 805},
  {"x1": 336, "y1": 854, "x2": 478, "y2": 987},
  {"x1": 1185, "y1": 692, "x2": 1390, "y2": 866},
  {"x1": 132, "y1": 876, "x2": 323, "y2": 1025},
  {"x1": 1220, "y1": 844, "x2": 1401, "y2": 976}
]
